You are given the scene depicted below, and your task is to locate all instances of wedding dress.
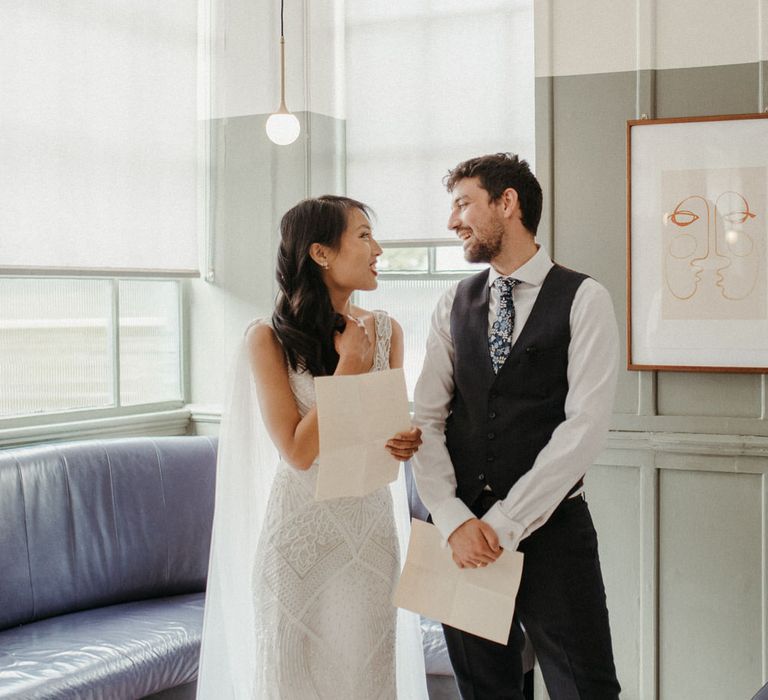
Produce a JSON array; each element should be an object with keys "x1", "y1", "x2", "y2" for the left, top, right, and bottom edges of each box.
[{"x1": 197, "y1": 312, "x2": 427, "y2": 700}]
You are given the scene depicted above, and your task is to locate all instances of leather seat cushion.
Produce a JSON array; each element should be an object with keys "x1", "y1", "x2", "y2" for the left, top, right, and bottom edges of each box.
[{"x1": 0, "y1": 593, "x2": 204, "y2": 699}]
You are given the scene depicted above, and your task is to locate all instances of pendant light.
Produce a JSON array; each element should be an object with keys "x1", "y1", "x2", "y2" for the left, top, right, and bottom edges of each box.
[{"x1": 265, "y1": 0, "x2": 300, "y2": 145}]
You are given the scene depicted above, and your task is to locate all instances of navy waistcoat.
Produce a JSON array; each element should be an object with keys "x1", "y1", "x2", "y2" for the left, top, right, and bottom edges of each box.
[{"x1": 445, "y1": 263, "x2": 588, "y2": 507}]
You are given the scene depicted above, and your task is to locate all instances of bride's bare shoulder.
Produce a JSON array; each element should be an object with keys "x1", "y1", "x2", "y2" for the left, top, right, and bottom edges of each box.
[{"x1": 245, "y1": 321, "x2": 282, "y2": 361}]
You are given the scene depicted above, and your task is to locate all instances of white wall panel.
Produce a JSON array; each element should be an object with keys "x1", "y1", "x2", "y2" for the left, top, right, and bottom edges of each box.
[
  {"x1": 536, "y1": 0, "x2": 766, "y2": 77},
  {"x1": 535, "y1": 0, "x2": 638, "y2": 77},
  {"x1": 763, "y1": 0, "x2": 768, "y2": 60},
  {"x1": 656, "y1": 0, "x2": 761, "y2": 70},
  {"x1": 211, "y1": 0, "x2": 344, "y2": 120},
  {"x1": 308, "y1": 0, "x2": 345, "y2": 118},
  {"x1": 211, "y1": 0, "x2": 311, "y2": 118}
]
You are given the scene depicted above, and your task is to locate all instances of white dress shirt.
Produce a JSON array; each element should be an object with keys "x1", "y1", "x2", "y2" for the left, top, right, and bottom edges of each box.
[{"x1": 411, "y1": 245, "x2": 619, "y2": 552}]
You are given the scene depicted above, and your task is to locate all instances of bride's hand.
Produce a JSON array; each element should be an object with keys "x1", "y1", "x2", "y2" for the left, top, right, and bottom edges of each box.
[
  {"x1": 385, "y1": 427, "x2": 422, "y2": 461},
  {"x1": 334, "y1": 315, "x2": 371, "y2": 375}
]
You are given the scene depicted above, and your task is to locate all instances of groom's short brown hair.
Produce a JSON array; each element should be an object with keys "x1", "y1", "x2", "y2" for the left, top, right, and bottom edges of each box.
[{"x1": 444, "y1": 153, "x2": 543, "y2": 234}]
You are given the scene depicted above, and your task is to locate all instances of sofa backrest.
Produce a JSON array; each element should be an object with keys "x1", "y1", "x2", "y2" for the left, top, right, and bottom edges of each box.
[{"x1": 0, "y1": 436, "x2": 217, "y2": 632}]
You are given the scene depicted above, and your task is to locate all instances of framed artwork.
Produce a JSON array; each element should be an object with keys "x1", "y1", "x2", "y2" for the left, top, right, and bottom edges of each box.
[{"x1": 627, "y1": 112, "x2": 768, "y2": 372}]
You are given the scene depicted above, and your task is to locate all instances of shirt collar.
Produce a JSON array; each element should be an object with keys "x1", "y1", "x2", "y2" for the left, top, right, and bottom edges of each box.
[{"x1": 487, "y1": 245, "x2": 554, "y2": 288}]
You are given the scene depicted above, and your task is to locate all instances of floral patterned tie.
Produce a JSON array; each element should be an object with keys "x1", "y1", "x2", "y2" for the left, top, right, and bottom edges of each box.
[{"x1": 489, "y1": 277, "x2": 520, "y2": 373}]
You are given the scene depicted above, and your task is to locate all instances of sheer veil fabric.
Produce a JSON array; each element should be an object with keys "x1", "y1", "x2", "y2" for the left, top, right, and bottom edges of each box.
[{"x1": 197, "y1": 325, "x2": 427, "y2": 699}]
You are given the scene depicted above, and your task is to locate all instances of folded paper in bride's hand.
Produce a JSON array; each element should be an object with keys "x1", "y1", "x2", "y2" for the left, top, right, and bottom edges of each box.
[
  {"x1": 314, "y1": 367, "x2": 411, "y2": 500},
  {"x1": 393, "y1": 519, "x2": 524, "y2": 644}
]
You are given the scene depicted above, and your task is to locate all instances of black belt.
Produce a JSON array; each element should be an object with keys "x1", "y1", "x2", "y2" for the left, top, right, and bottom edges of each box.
[{"x1": 469, "y1": 476, "x2": 584, "y2": 519}]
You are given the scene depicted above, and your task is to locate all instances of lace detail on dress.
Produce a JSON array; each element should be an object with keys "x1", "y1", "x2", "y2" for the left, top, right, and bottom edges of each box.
[
  {"x1": 372, "y1": 309, "x2": 392, "y2": 372},
  {"x1": 252, "y1": 311, "x2": 398, "y2": 699}
]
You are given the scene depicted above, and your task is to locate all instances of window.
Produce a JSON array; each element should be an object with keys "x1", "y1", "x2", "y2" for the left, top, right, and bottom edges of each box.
[
  {"x1": 0, "y1": 279, "x2": 182, "y2": 419},
  {"x1": 0, "y1": 2, "x2": 208, "y2": 427}
]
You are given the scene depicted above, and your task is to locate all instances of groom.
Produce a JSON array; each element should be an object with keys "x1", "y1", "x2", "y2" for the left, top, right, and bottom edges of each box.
[{"x1": 412, "y1": 153, "x2": 621, "y2": 699}]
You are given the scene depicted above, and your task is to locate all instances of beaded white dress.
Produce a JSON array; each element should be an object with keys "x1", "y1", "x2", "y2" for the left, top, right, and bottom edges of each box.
[{"x1": 251, "y1": 310, "x2": 399, "y2": 699}]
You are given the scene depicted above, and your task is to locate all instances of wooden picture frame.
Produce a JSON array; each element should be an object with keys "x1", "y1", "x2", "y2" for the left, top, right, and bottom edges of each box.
[{"x1": 627, "y1": 112, "x2": 768, "y2": 372}]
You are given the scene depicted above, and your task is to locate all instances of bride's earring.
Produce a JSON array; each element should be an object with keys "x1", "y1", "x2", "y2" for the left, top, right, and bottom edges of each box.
[{"x1": 310, "y1": 243, "x2": 330, "y2": 271}]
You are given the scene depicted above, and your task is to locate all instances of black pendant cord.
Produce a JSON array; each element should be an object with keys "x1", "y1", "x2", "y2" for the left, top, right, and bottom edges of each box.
[{"x1": 280, "y1": 0, "x2": 284, "y2": 39}]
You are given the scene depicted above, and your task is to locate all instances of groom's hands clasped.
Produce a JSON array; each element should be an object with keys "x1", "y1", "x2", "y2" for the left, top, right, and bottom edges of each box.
[{"x1": 447, "y1": 519, "x2": 502, "y2": 569}]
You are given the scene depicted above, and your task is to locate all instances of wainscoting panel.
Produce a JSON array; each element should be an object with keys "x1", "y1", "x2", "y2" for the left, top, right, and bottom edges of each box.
[
  {"x1": 658, "y1": 469, "x2": 763, "y2": 700},
  {"x1": 588, "y1": 435, "x2": 768, "y2": 700},
  {"x1": 657, "y1": 372, "x2": 763, "y2": 419},
  {"x1": 588, "y1": 464, "x2": 644, "y2": 700}
]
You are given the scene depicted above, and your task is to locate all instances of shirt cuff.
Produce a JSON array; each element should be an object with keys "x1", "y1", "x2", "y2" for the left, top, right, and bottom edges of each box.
[
  {"x1": 482, "y1": 501, "x2": 525, "y2": 552},
  {"x1": 431, "y1": 497, "x2": 476, "y2": 545}
]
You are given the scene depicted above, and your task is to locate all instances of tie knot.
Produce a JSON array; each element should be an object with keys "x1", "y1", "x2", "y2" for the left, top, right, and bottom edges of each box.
[{"x1": 494, "y1": 277, "x2": 519, "y2": 298}]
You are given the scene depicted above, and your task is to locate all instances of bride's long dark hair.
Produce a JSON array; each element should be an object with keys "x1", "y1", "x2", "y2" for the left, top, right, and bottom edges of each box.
[{"x1": 272, "y1": 195, "x2": 373, "y2": 377}]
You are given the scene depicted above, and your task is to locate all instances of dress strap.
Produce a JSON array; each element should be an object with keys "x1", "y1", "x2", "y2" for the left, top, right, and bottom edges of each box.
[{"x1": 371, "y1": 310, "x2": 392, "y2": 371}]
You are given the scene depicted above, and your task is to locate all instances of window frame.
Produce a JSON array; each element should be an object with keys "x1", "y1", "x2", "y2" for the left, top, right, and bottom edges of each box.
[
  {"x1": 375, "y1": 238, "x2": 484, "y2": 281},
  {"x1": 0, "y1": 1, "x2": 209, "y2": 446},
  {"x1": 0, "y1": 276, "x2": 187, "y2": 443}
]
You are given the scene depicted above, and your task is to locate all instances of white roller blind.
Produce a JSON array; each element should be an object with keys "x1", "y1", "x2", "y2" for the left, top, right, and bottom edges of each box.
[
  {"x1": 345, "y1": 1, "x2": 535, "y2": 242},
  {"x1": 0, "y1": 1, "x2": 204, "y2": 275}
]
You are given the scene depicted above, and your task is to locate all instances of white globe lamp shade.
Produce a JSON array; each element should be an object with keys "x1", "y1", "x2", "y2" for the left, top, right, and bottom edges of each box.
[{"x1": 266, "y1": 112, "x2": 300, "y2": 145}]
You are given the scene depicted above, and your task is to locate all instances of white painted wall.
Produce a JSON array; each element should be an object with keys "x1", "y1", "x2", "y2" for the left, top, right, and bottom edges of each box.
[
  {"x1": 535, "y1": 0, "x2": 767, "y2": 77},
  {"x1": 210, "y1": 0, "x2": 344, "y2": 119}
]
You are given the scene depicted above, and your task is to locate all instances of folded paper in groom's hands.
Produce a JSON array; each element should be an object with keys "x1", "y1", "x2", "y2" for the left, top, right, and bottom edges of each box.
[
  {"x1": 393, "y1": 519, "x2": 524, "y2": 644},
  {"x1": 314, "y1": 367, "x2": 411, "y2": 500}
]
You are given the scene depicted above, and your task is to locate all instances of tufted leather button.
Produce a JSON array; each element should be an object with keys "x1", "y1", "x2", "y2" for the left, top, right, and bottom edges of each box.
[
  {"x1": 490, "y1": 391, "x2": 498, "y2": 399},
  {"x1": 487, "y1": 432, "x2": 495, "y2": 440},
  {"x1": 478, "y1": 473, "x2": 485, "y2": 481},
  {"x1": 488, "y1": 410, "x2": 497, "y2": 419},
  {"x1": 486, "y1": 454, "x2": 495, "y2": 462}
]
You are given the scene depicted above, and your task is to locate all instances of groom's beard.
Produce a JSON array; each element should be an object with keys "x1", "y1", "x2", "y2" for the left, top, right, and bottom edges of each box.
[{"x1": 463, "y1": 219, "x2": 505, "y2": 263}]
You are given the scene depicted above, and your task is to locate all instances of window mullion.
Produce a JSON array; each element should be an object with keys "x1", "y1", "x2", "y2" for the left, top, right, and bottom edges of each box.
[
  {"x1": 111, "y1": 280, "x2": 121, "y2": 408},
  {"x1": 178, "y1": 281, "x2": 188, "y2": 403}
]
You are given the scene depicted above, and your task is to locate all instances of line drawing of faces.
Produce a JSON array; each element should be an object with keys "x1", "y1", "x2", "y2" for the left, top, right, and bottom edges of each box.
[
  {"x1": 663, "y1": 190, "x2": 760, "y2": 302},
  {"x1": 713, "y1": 190, "x2": 758, "y2": 300}
]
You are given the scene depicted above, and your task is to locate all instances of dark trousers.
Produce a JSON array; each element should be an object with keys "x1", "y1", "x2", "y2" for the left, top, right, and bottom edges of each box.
[{"x1": 442, "y1": 494, "x2": 621, "y2": 700}]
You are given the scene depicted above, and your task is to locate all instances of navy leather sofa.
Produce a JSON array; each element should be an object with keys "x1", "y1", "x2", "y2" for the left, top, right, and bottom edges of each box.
[
  {"x1": 0, "y1": 437, "x2": 217, "y2": 699},
  {"x1": 0, "y1": 436, "x2": 459, "y2": 699}
]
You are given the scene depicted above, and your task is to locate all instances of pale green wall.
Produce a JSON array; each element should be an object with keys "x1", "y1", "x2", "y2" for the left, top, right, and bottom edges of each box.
[
  {"x1": 537, "y1": 63, "x2": 767, "y2": 428},
  {"x1": 535, "y1": 2, "x2": 768, "y2": 697}
]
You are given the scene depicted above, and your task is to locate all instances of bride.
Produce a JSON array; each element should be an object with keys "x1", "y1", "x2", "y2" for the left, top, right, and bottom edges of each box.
[{"x1": 197, "y1": 195, "x2": 428, "y2": 699}]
